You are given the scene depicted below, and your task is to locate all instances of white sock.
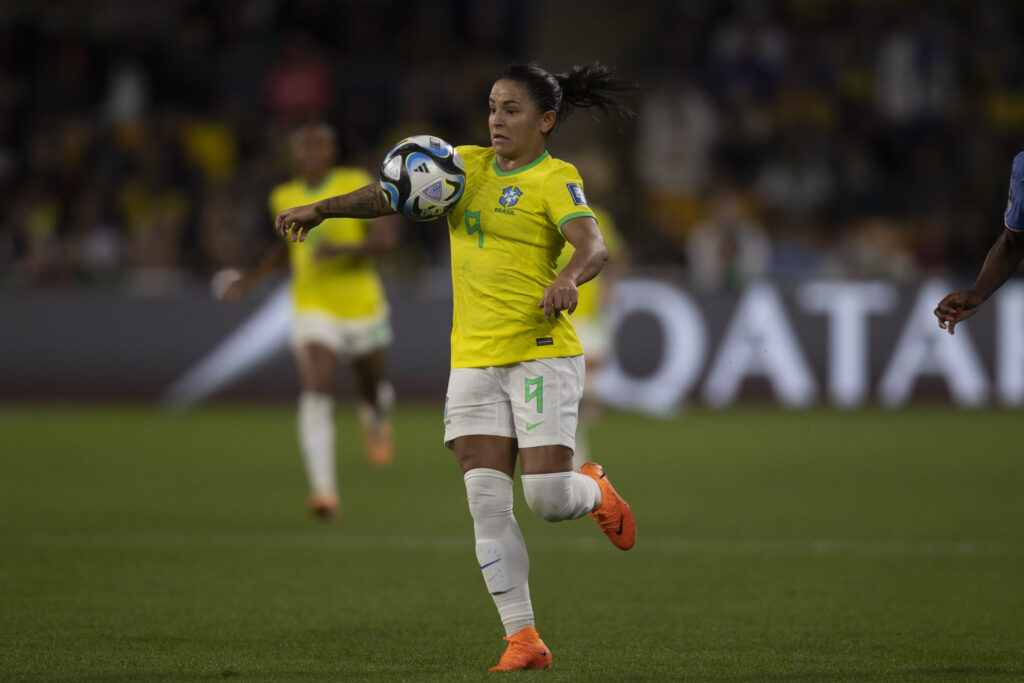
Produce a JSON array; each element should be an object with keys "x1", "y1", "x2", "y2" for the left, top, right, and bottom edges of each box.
[
  {"x1": 375, "y1": 380, "x2": 395, "y2": 417},
  {"x1": 298, "y1": 391, "x2": 336, "y2": 495},
  {"x1": 356, "y1": 402, "x2": 374, "y2": 430},
  {"x1": 521, "y1": 471, "x2": 601, "y2": 522},
  {"x1": 464, "y1": 468, "x2": 534, "y2": 637}
]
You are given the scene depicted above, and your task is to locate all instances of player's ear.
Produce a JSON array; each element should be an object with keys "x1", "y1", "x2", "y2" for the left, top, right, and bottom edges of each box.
[{"x1": 540, "y1": 110, "x2": 556, "y2": 135}]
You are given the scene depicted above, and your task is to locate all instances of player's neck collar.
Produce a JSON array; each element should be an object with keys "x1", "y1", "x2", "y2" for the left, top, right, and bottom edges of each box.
[
  {"x1": 492, "y1": 150, "x2": 549, "y2": 177},
  {"x1": 303, "y1": 168, "x2": 334, "y2": 192}
]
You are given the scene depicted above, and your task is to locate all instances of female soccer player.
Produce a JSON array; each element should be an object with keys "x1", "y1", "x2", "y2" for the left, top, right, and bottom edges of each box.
[
  {"x1": 935, "y1": 151, "x2": 1024, "y2": 334},
  {"x1": 275, "y1": 63, "x2": 637, "y2": 671},
  {"x1": 225, "y1": 123, "x2": 401, "y2": 519}
]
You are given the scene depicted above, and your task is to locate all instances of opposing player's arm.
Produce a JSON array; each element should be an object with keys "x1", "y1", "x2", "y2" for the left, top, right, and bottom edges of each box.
[
  {"x1": 935, "y1": 227, "x2": 1024, "y2": 334},
  {"x1": 968, "y1": 226, "x2": 1024, "y2": 300},
  {"x1": 277, "y1": 183, "x2": 396, "y2": 242},
  {"x1": 539, "y1": 215, "x2": 608, "y2": 319}
]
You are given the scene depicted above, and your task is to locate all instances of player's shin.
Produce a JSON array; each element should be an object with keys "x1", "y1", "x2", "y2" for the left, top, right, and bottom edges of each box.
[{"x1": 464, "y1": 468, "x2": 533, "y2": 636}]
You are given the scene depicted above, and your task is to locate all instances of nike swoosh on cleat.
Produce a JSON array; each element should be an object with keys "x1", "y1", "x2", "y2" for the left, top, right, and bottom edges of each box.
[
  {"x1": 615, "y1": 516, "x2": 624, "y2": 535},
  {"x1": 525, "y1": 421, "x2": 545, "y2": 431},
  {"x1": 536, "y1": 650, "x2": 548, "y2": 656},
  {"x1": 479, "y1": 558, "x2": 501, "y2": 570}
]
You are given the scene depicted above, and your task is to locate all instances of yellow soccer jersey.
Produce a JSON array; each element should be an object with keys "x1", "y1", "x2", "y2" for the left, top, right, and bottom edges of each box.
[
  {"x1": 446, "y1": 146, "x2": 596, "y2": 368},
  {"x1": 555, "y1": 205, "x2": 620, "y2": 320},
  {"x1": 268, "y1": 167, "x2": 387, "y2": 319}
]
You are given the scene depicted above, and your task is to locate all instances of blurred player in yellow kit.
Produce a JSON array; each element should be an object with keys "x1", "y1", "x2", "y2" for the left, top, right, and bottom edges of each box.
[{"x1": 224, "y1": 123, "x2": 401, "y2": 519}]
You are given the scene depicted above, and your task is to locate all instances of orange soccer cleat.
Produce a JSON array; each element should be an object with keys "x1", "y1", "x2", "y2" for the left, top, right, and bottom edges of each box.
[
  {"x1": 362, "y1": 416, "x2": 394, "y2": 467},
  {"x1": 488, "y1": 626, "x2": 552, "y2": 672},
  {"x1": 308, "y1": 492, "x2": 340, "y2": 520},
  {"x1": 579, "y1": 462, "x2": 636, "y2": 550}
]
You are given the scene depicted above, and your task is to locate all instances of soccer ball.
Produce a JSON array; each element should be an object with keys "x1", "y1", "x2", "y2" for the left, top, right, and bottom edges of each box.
[{"x1": 379, "y1": 135, "x2": 466, "y2": 220}]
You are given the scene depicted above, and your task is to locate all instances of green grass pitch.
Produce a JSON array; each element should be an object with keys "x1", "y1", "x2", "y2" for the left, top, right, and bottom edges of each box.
[{"x1": 1, "y1": 403, "x2": 1022, "y2": 681}]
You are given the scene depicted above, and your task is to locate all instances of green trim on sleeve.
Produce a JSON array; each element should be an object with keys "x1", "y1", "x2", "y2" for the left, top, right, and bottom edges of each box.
[{"x1": 557, "y1": 210, "x2": 597, "y2": 236}]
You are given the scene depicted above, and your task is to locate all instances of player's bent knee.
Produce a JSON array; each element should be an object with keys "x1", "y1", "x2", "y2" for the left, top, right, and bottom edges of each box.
[
  {"x1": 522, "y1": 473, "x2": 574, "y2": 522},
  {"x1": 464, "y1": 468, "x2": 513, "y2": 519}
]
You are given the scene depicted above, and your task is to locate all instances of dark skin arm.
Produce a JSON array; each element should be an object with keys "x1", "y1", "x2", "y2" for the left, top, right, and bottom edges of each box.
[
  {"x1": 539, "y1": 215, "x2": 609, "y2": 319},
  {"x1": 935, "y1": 227, "x2": 1024, "y2": 334},
  {"x1": 223, "y1": 242, "x2": 288, "y2": 303},
  {"x1": 276, "y1": 184, "x2": 395, "y2": 242}
]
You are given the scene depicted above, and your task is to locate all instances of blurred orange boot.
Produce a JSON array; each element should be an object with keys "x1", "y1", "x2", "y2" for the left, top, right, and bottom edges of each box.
[
  {"x1": 362, "y1": 417, "x2": 394, "y2": 467},
  {"x1": 308, "y1": 492, "x2": 339, "y2": 520}
]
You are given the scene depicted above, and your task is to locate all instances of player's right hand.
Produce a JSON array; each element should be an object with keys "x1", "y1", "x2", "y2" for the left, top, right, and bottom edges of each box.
[
  {"x1": 276, "y1": 202, "x2": 323, "y2": 242},
  {"x1": 222, "y1": 276, "x2": 248, "y2": 303},
  {"x1": 934, "y1": 290, "x2": 984, "y2": 335},
  {"x1": 210, "y1": 268, "x2": 244, "y2": 302}
]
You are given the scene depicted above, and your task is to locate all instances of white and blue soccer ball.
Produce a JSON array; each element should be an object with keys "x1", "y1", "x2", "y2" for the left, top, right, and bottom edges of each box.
[{"x1": 379, "y1": 135, "x2": 466, "y2": 221}]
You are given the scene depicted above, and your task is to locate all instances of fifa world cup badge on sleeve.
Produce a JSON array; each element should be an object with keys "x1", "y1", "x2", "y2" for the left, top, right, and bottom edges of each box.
[{"x1": 566, "y1": 183, "x2": 587, "y2": 206}]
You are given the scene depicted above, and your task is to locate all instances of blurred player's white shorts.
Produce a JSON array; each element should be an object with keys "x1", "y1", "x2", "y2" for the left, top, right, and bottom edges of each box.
[
  {"x1": 444, "y1": 355, "x2": 584, "y2": 450},
  {"x1": 572, "y1": 317, "x2": 610, "y2": 361},
  {"x1": 291, "y1": 311, "x2": 392, "y2": 357}
]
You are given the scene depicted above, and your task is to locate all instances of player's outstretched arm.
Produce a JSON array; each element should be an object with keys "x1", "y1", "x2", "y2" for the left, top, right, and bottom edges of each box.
[
  {"x1": 276, "y1": 183, "x2": 396, "y2": 242},
  {"x1": 219, "y1": 242, "x2": 288, "y2": 302},
  {"x1": 539, "y1": 216, "x2": 609, "y2": 319},
  {"x1": 935, "y1": 227, "x2": 1024, "y2": 334}
]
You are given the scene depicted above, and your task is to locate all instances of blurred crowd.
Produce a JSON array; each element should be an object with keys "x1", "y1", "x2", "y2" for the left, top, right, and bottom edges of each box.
[
  {"x1": 3, "y1": 0, "x2": 1024, "y2": 293},
  {"x1": 631, "y1": 0, "x2": 1024, "y2": 290}
]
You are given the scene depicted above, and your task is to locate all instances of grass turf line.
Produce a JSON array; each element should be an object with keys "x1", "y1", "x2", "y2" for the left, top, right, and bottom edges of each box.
[{"x1": 0, "y1": 404, "x2": 1022, "y2": 681}]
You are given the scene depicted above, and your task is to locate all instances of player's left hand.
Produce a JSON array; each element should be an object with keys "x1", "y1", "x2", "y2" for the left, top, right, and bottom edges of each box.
[
  {"x1": 934, "y1": 290, "x2": 984, "y2": 335},
  {"x1": 539, "y1": 275, "x2": 579, "y2": 319}
]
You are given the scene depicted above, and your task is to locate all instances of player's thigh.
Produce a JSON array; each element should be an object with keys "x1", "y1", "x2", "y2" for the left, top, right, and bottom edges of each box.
[
  {"x1": 292, "y1": 313, "x2": 343, "y2": 356},
  {"x1": 518, "y1": 444, "x2": 574, "y2": 475},
  {"x1": 292, "y1": 343, "x2": 340, "y2": 395},
  {"x1": 291, "y1": 315, "x2": 343, "y2": 389},
  {"x1": 443, "y1": 366, "x2": 516, "y2": 450},
  {"x1": 505, "y1": 356, "x2": 585, "y2": 450},
  {"x1": 451, "y1": 434, "x2": 518, "y2": 477}
]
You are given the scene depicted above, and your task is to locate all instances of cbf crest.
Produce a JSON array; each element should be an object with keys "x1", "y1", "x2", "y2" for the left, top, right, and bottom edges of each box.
[{"x1": 499, "y1": 186, "x2": 523, "y2": 208}]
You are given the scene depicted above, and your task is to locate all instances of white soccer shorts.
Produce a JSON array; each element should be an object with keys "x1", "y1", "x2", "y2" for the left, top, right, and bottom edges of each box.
[
  {"x1": 443, "y1": 355, "x2": 585, "y2": 450},
  {"x1": 291, "y1": 311, "x2": 392, "y2": 357}
]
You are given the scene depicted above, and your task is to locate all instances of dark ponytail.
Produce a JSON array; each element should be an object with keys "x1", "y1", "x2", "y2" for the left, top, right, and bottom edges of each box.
[{"x1": 500, "y1": 62, "x2": 636, "y2": 133}]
